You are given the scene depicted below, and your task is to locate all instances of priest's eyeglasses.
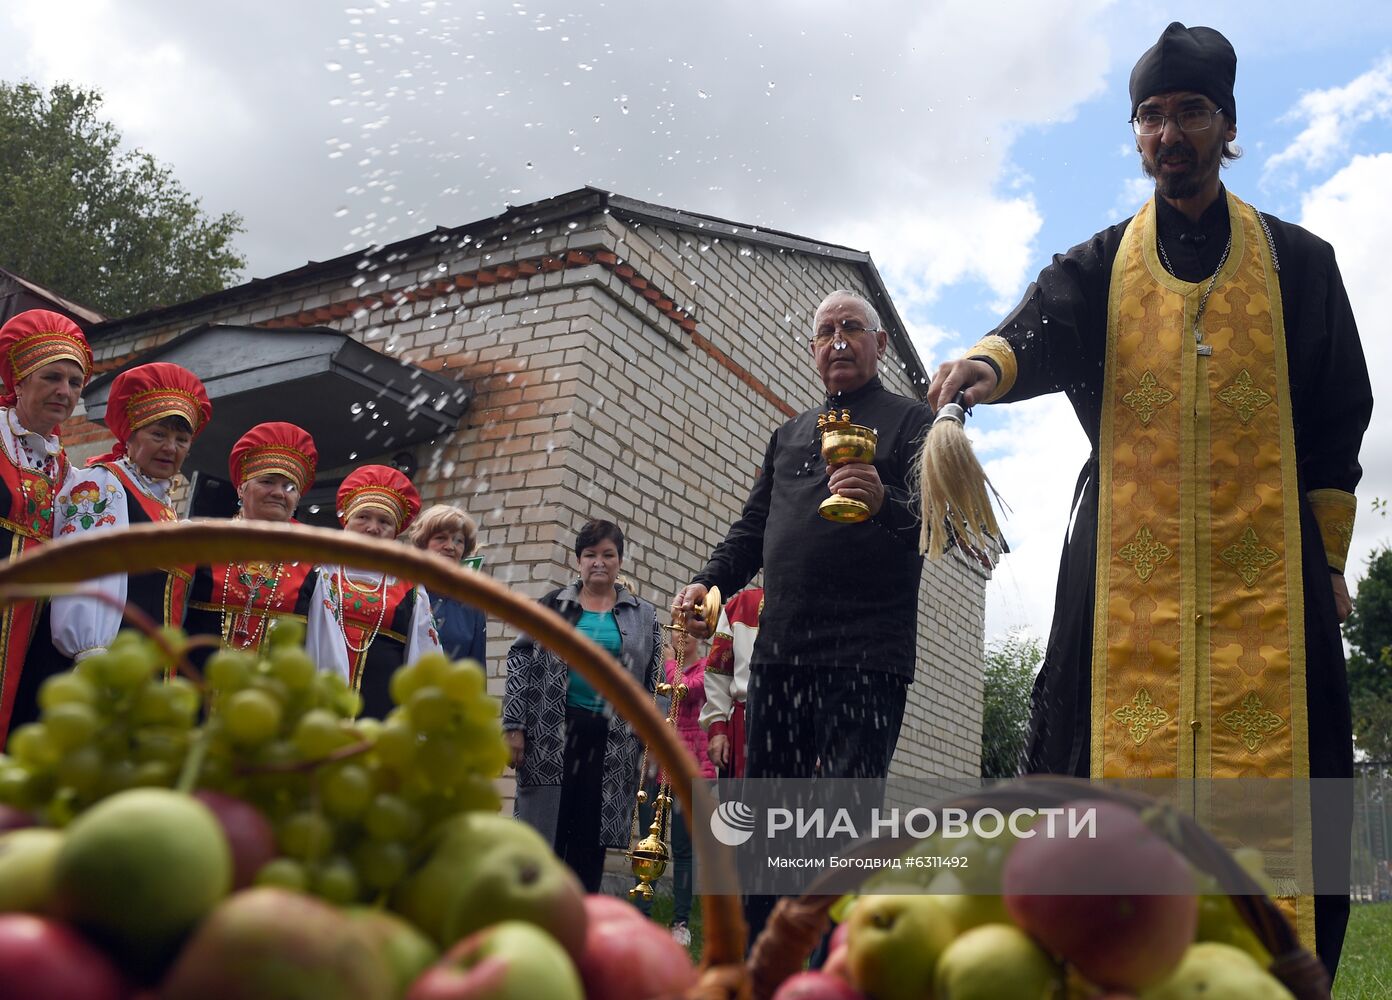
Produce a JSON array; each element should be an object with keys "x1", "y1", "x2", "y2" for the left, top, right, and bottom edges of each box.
[
  {"x1": 812, "y1": 318, "x2": 880, "y2": 344},
  {"x1": 1131, "y1": 108, "x2": 1224, "y2": 136}
]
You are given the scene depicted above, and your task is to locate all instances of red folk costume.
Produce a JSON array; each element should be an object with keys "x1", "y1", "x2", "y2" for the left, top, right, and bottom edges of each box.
[
  {"x1": 51, "y1": 363, "x2": 213, "y2": 660},
  {"x1": 311, "y1": 465, "x2": 439, "y2": 717},
  {"x1": 184, "y1": 423, "x2": 321, "y2": 654},
  {"x1": 699, "y1": 586, "x2": 762, "y2": 778},
  {"x1": 0, "y1": 310, "x2": 92, "y2": 741}
]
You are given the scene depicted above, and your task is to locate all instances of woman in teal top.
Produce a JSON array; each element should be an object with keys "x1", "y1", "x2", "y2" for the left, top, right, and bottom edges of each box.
[{"x1": 502, "y1": 519, "x2": 662, "y2": 891}]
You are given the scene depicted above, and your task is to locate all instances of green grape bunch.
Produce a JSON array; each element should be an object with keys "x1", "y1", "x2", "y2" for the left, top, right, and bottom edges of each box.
[{"x1": 0, "y1": 616, "x2": 510, "y2": 909}]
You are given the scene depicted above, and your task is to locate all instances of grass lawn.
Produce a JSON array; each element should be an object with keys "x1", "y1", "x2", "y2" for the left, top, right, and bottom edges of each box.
[{"x1": 1334, "y1": 902, "x2": 1392, "y2": 999}]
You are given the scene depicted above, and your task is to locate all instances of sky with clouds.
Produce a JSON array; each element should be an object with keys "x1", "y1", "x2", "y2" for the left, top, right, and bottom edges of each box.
[{"x1": 4, "y1": 0, "x2": 1390, "y2": 642}]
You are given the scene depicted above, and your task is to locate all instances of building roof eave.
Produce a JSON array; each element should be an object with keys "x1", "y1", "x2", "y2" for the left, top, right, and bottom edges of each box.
[
  {"x1": 82, "y1": 186, "x2": 929, "y2": 399},
  {"x1": 599, "y1": 191, "x2": 929, "y2": 399}
]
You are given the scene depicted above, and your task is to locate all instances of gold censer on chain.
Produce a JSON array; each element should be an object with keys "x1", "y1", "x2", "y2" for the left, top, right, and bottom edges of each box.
[{"x1": 626, "y1": 586, "x2": 721, "y2": 901}]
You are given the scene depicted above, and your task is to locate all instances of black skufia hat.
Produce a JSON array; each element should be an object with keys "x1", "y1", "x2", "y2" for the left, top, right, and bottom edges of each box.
[{"x1": 1129, "y1": 22, "x2": 1236, "y2": 123}]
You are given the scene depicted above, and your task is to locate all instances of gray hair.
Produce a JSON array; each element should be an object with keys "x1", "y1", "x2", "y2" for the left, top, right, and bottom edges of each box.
[{"x1": 812, "y1": 289, "x2": 881, "y2": 337}]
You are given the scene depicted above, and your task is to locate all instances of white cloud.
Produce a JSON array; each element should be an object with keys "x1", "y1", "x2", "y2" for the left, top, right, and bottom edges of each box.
[
  {"x1": 972, "y1": 395, "x2": 1091, "y2": 640},
  {"x1": 1262, "y1": 55, "x2": 1392, "y2": 185},
  {"x1": 1112, "y1": 176, "x2": 1152, "y2": 220},
  {"x1": 843, "y1": 194, "x2": 1044, "y2": 323},
  {"x1": 2, "y1": 0, "x2": 1115, "y2": 293},
  {"x1": 1297, "y1": 152, "x2": 1392, "y2": 582}
]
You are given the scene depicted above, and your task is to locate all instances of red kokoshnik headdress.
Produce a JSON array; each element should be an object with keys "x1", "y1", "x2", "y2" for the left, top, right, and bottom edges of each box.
[
  {"x1": 337, "y1": 464, "x2": 421, "y2": 533},
  {"x1": 228, "y1": 422, "x2": 318, "y2": 494},
  {"x1": 88, "y1": 362, "x2": 212, "y2": 466},
  {"x1": 0, "y1": 309, "x2": 93, "y2": 410}
]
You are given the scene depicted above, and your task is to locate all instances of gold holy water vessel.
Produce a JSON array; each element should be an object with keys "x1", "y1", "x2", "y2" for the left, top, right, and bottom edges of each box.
[
  {"x1": 818, "y1": 408, "x2": 878, "y2": 523},
  {"x1": 626, "y1": 586, "x2": 721, "y2": 901}
]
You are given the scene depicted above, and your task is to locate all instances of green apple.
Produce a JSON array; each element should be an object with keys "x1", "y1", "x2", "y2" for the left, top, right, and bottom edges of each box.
[
  {"x1": 1190, "y1": 867, "x2": 1272, "y2": 967},
  {"x1": 933, "y1": 923, "x2": 1064, "y2": 999},
  {"x1": 926, "y1": 871, "x2": 1011, "y2": 933},
  {"x1": 846, "y1": 894, "x2": 955, "y2": 1000},
  {"x1": 161, "y1": 887, "x2": 395, "y2": 1000},
  {"x1": 346, "y1": 906, "x2": 439, "y2": 997},
  {"x1": 1140, "y1": 942, "x2": 1294, "y2": 1000},
  {"x1": 0, "y1": 827, "x2": 64, "y2": 913},
  {"x1": 391, "y1": 813, "x2": 586, "y2": 961},
  {"x1": 407, "y1": 920, "x2": 583, "y2": 1000},
  {"x1": 50, "y1": 788, "x2": 230, "y2": 973}
]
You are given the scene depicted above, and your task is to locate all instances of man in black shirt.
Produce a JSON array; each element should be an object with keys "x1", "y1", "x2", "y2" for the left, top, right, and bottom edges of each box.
[
  {"x1": 675, "y1": 289, "x2": 932, "y2": 782},
  {"x1": 673, "y1": 287, "x2": 932, "y2": 947}
]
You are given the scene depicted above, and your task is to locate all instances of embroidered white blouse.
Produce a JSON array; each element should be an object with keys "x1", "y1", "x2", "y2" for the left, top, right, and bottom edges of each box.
[
  {"x1": 50, "y1": 458, "x2": 172, "y2": 659},
  {"x1": 305, "y1": 566, "x2": 440, "y2": 683},
  {"x1": 0, "y1": 406, "x2": 64, "y2": 479}
]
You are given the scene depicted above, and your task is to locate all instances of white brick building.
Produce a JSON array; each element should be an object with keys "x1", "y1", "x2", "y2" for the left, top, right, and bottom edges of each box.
[{"x1": 65, "y1": 188, "x2": 989, "y2": 788}]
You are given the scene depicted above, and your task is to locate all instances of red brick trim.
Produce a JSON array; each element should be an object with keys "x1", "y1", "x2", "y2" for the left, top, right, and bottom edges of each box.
[
  {"x1": 260, "y1": 247, "x2": 706, "y2": 336},
  {"x1": 95, "y1": 248, "x2": 800, "y2": 420},
  {"x1": 261, "y1": 249, "x2": 797, "y2": 417},
  {"x1": 690, "y1": 331, "x2": 798, "y2": 419}
]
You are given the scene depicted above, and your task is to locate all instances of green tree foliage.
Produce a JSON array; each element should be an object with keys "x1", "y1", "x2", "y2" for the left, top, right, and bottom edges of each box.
[
  {"x1": 1347, "y1": 546, "x2": 1392, "y2": 760},
  {"x1": 0, "y1": 81, "x2": 245, "y2": 317},
  {"x1": 981, "y1": 630, "x2": 1042, "y2": 779}
]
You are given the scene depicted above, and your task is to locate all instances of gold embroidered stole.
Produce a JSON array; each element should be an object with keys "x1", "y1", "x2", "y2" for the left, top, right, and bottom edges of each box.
[{"x1": 1093, "y1": 192, "x2": 1313, "y2": 946}]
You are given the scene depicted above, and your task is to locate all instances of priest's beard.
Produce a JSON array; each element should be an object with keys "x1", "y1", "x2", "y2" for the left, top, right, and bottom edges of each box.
[{"x1": 1139, "y1": 138, "x2": 1223, "y2": 200}]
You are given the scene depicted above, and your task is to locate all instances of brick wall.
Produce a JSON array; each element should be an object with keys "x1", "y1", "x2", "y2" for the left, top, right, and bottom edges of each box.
[{"x1": 80, "y1": 204, "x2": 986, "y2": 802}]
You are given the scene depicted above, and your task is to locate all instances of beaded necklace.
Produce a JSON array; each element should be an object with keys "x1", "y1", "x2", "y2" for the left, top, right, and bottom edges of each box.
[
  {"x1": 335, "y1": 567, "x2": 390, "y2": 659},
  {"x1": 222, "y1": 559, "x2": 287, "y2": 649}
]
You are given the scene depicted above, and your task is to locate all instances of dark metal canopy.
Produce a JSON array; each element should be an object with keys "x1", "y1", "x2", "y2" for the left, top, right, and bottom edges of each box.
[{"x1": 82, "y1": 325, "x2": 471, "y2": 479}]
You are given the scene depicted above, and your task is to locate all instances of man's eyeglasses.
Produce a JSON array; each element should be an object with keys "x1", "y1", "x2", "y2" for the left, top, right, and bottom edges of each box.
[
  {"x1": 812, "y1": 318, "x2": 880, "y2": 344},
  {"x1": 1131, "y1": 108, "x2": 1224, "y2": 136}
]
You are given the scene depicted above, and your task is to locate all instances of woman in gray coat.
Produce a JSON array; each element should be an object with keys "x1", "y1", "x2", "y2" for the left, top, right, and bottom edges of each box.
[{"x1": 501, "y1": 519, "x2": 662, "y2": 891}]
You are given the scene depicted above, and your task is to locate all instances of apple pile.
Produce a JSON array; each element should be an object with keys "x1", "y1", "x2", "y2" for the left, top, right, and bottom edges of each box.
[
  {"x1": 773, "y1": 800, "x2": 1296, "y2": 1000},
  {"x1": 0, "y1": 624, "x2": 703, "y2": 999}
]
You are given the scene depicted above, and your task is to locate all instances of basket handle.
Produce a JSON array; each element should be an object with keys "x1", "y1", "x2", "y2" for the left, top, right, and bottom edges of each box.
[{"x1": 0, "y1": 520, "x2": 748, "y2": 972}]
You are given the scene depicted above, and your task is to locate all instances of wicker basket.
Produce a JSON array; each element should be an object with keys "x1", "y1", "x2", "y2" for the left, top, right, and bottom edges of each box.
[
  {"x1": 0, "y1": 521, "x2": 1332, "y2": 1000},
  {"x1": 746, "y1": 777, "x2": 1333, "y2": 1000}
]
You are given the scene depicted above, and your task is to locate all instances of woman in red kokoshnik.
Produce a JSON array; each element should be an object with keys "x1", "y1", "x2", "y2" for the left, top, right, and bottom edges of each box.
[
  {"x1": 0, "y1": 310, "x2": 92, "y2": 744},
  {"x1": 309, "y1": 464, "x2": 440, "y2": 717},
  {"x1": 50, "y1": 363, "x2": 212, "y2": 662},
  {"x1": 184, "y1": 422, "x2": 335, "y2": 659}
]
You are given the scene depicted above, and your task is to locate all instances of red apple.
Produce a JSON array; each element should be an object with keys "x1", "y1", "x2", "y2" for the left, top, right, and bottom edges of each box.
[
  {"x1": 772, "y1": 970, "x2": 867, "y2": 999},
  {"x1": 821, "y1": 943, "x2": 851, "y2": 982},
  {"x1": 1002, "y1": 799, "x2": 1198, "y2": 992},
  {"x1": 192, "y1": 790, "x2": 277, "y2": 890},
  {"x1": 407, "y1": 920, "x2": 582, "y2": 1000},
  {"x1": 0, "y1": 913, "x2": 127, "y2": 1000},
  {"x1": 579, "y1": 892, "x2": 648, "y2": 926},
  {"x1": 576, "y1": 894, "x2": 699, "y2": 1000},
  {"x1": 160, "y1": 887, "x2": 394, "y2": 1000},
  {"x1": 0, "y1": 804, "x2": 37, "y2": 833}
]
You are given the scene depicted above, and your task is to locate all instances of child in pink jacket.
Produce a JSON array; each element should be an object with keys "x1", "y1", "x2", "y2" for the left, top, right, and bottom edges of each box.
[{"x1": 663, "y1": 630, "x2": 711, "y2": 945}]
